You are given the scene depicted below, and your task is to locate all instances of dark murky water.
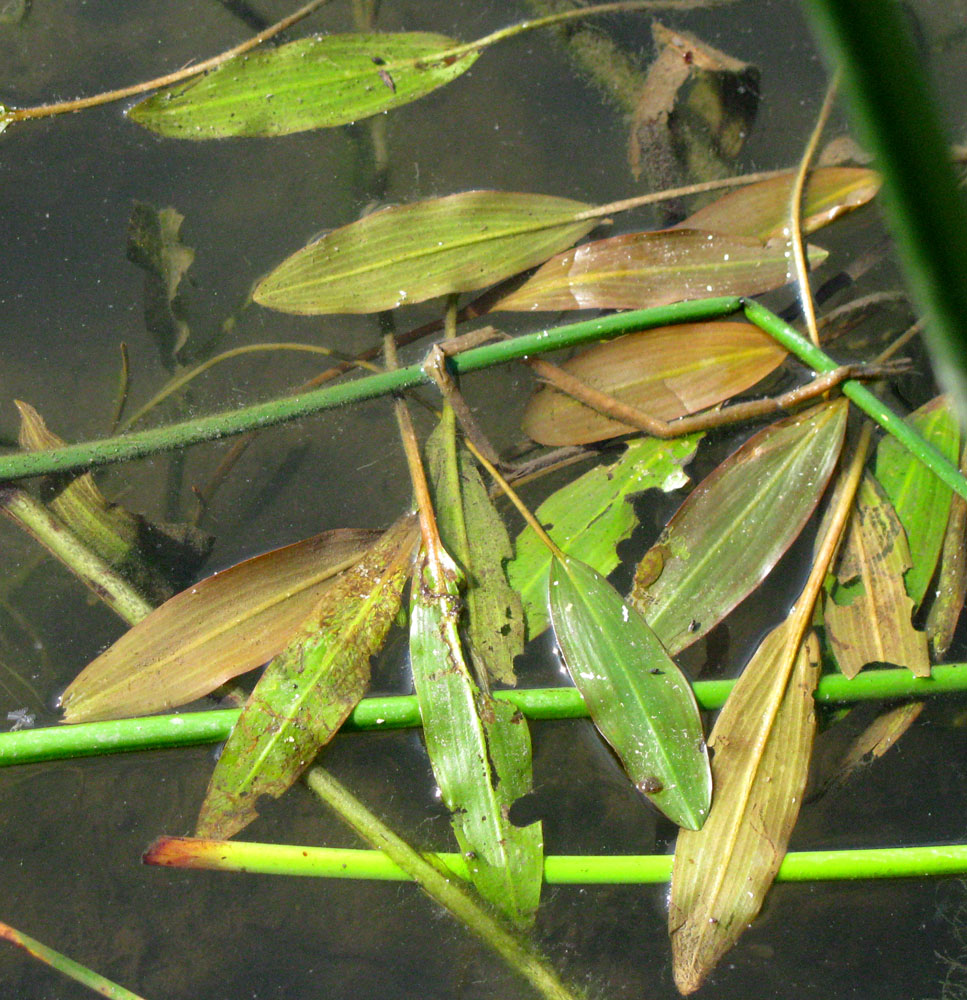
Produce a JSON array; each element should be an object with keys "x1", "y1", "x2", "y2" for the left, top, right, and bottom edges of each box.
[{"x1": 2, "y1": 1, "x2": 967, "y2": 997}]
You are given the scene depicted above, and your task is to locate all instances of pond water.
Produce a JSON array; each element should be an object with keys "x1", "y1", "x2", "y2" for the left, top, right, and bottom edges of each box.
[{"x1": 2, "y1": 1, "x2": 967, "y2": 998}]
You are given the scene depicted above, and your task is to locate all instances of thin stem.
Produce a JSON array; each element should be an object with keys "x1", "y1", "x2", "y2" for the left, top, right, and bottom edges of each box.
[
  {"x1": 2, "y1": 0, "x2": 333, "y2": 124},
  {"x1": 303, "y1": 767, "x2": 585, "y2": 1000}
]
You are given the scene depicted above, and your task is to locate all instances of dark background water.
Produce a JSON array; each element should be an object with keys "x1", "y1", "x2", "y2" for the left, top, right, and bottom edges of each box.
[{"x1": 2, "y1": 1, "x2": 967, "y2": 997}]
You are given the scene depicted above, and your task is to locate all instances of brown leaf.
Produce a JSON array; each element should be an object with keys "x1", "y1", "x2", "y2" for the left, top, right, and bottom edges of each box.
[
  {"x1": 521, "y1": 321, "x2": 787, "y2": 446},
  {"x1": 824, "y1": 473, "x2": 929, "y2": 678},
  {"x1": 927, "y1": 447, "x2": 967, "y2": 658},
  {"x1": 59, "y1": 528, "x2": 381, "y2": 722},
  {"x1": 669, "y1": 627, "x2": 821, "y2": 994}
]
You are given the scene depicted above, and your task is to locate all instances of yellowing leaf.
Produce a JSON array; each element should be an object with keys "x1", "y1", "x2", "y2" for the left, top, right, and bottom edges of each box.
[
  {"x1": 824, "y1": 473, "x2": 929, "y2": 678},
  {"x1": 253, "y1": 191, "x2": 596, "y2": 315},
  {"x1": 128, "y1": 33, "x2": 478, "y2": 139},
  {"x1": 59, "y1": 528, "x2": 381, "y2": 722},
  {"x1": 521, "y1": 321, "x2": 787, "y2": 446},
  {"x1": 669, "y1": 627, "x2": 821, "y2": 994},
  {"x1": 492, "y1": 229, "x2": 826, "y2": 313}
]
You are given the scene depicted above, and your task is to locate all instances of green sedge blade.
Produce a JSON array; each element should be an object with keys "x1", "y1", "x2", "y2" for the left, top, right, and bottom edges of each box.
[
  {"x1": 253, "y1": 191, "x2": 596, "y2": 315},
  {"x1": 128, "y1": 33, "x2": 478, "y2": 139},
  {"x1": 410, "y1": 546, "x2": 542, "y2": 927},
  {"x1": 196, "y1": 515, "x2": 418, "y2": 840},
  {"x1": 548, "y1": 555, "x2": 711, "y2": 830}
]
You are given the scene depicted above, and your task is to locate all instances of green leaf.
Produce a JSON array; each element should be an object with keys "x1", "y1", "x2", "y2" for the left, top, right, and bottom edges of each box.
[
  {"x1": 874, "y1": 394, "x2": 960, "y2": 607},
  {"x1": 425, "y1": 423, "x2": 524, "y2": 686},
  {"x1": 547, "y1": 556, "x2": 711, "y2": 830},
  {"x1": 196, "y1": 515, "x2": 418, "y2": 839},
  {"x1": 253, "y1": 191, "x2": 597, "y2": 315},
  {"x1": 507, "y1": 435, "x2": 701, "y2": 641},
  {"x1": 632, "y1": 398, "x2": 848, "y2": 655},
  {"x1": 410, "y1": 545, "x2": 542, "y2": 927},
  {"x1": 128, "y1": 33, "x2": 478, "y2": 139},
  {"x1": 494, "y1": 229, "x2": 827, "y2": 313}
]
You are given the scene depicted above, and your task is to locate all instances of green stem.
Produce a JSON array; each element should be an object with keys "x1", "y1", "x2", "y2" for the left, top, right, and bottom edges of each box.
[
  {"x1": 744, "y1": 298, "x2": 967, "y2": 500},
  {"x1": 0, "y1": 297, "x2": 740, "y2": 484},
  {"x1": 7, "y1": 665, "x2": 967, "y2": 766},
  {"x1": 302, "y1": 767, "x2": 584, "y2": 1000},
  {"x1": 144, "y1": 835, "x2": 967, "y2": 884}
]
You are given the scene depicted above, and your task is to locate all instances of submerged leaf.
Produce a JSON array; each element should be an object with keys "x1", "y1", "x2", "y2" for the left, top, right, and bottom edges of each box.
[
  {"x1": 507, "y1": 435, "x2": 701, "y2": 640},
  {"x1": 196, "y1": 515, "x2": 418, "y2": 839},
  {"x1": 129, "y1": 33, "x2": 478, "y2": 139},
  {"x1": 677, "y1": 167, "x2": 881, "y2": 241},
  {"x1": 521, "y1": 321, "x2": 787, "y2": 446},
  {"x1": 410, "y1": 544, "x2": 543, "y2": 927},
  {"x1": 875, "y1": 395, "x2": 960, "y2": 607},
  {"x1": 548, "y1": 556, "x2": 711, "y2": 830},
  {"x1": 669, "y1": 627, "x2": 821, "y2": 994},
  {"x1": 824, "y1": 473, "x2": 929, "y2": 678},
  {"x1": 59, "y1": 528, "x2": 381, "y2": 722},
  {"x1": 631, "y1": 399, "x2": 848, "y2": 655},
  {"x1": 493, "y1": 229, "x2": 826, "y2": 312},
  {"x1": 254, "y1": 191, "x2": 596, "y2": 315}
]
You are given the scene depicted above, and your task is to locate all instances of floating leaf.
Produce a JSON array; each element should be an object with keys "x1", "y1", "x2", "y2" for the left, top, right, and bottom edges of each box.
[
  {"x1": 521, "y1": 321, "x2": 788, "y2": 446},
  {"x1": 59, "y1": 528, "x2": 381, "y2": 722},
  {"x1": 875, "y1": 395, "x2": 960, "y2": 607},
  {"x1": 669, "y1": 626, "x2": 821, "y2": 994},
  {"x1": 677, "y1": 167, "x2": 882, "y2": 241},
  {"x1": 128, "y1": 33, "x2": 478, "y2": 139},
  {"x1": 507, "y1": 435, "x2": 701, "y2": 640},
  {"x1": 253, "y1": 191, "x2": 596, "y2": 315},
  {"x1": 824, "y1": 473, "x2": 929, "y2": 678},
  {"x1": 548, "y1": 556, "x2": 711, "y2": 829},
  {"x1": 126, "y1": 203, "x2": 195, "y2": 368},
  {"x1": 410, "y1": 543, "x2": 542, "y2": 927},
  {"x1": 196, "y1": 515, "x2": 418, "y2": 839},
  {"x1": 425, "y1": 424, "x2": 523, "y2": 686},
  {"x1": 631, "y1": 399, "x2": 848, "y2": 655},
  {"x1": 492, "y1": 229, "x2": 826, "y2": 313}
]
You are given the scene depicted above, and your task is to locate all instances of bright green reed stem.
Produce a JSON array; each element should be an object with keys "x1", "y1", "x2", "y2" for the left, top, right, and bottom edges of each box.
[
  {"x1": 146, "y1": 836, "x2": 967, "y2": 885},
  {"x1": 5, "y1": 664, "x2": 967, "y2": 766}
]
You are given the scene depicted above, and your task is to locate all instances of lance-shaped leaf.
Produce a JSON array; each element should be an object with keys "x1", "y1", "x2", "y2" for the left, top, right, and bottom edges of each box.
[
  {"x1": 669, "y1": 626, "x2": 821, "y2": 995},
  {"x1": 875, "y1": 394, "x2": 960, "y2": 607},
  {"x1": 410, "y1": 544, "x2": 543, "y2": 928},
  {"x1": 631, "y1": 398, "x2": 848, "y2": 655},
  {"x1": 254, "y1": 191, "x2": 597, "y2": 315},
  {"x1": 59, "y1": 528, "x2": 381, "y2": 722},
  {"x1": 507, "y1": 435, "x2": 701, "y2": 641},
  {"x1": 824, "y1": 473, "x2": 929, "y2": 678},
  {"x1": 425, "y1": 424, "x2": 523, "y2": 687},
  {"x1": 548, "y1": 556, "x2": 710, "y2": 829},
  {"x1": 677, "y1": 167, "x2": 882, "y2": 241},
  {"x1": 128, "y1": 33, "x2": 478, "y2": 139},
  {"x1": 196, "y1": 515, "x2": 418, "y2": 839},
  {"x1": 521, "y1": 321, "x2": 788, "y2": 446},
  {"x1": 492, "y1": 229, "x2": 827, "y2": 313}
]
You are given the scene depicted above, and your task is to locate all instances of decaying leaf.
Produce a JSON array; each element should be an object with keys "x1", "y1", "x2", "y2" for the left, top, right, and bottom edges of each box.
[
  {"x1": 425, "y1": 424, "x2": 523, "y2": 686},
  {"x1": 492, "y1": 229, "x2": 826, "y2": 313},
  {"x1": 927, "y1": 446, "x2": 967, "y2": 657},
  {"x1": 632, "y1": 399, "x2": 848, "y2": 655},
  {"x1": 410, "y1": 542, "x2": 543, "y2": 927},
  {"x1": 196, "y1": 515, "x2": 418, "y2": 839},
  {"x1": 669, "y1": 627, "x2": 821, "y2": 994},
  {"x1": 824, "y1": 473, "x2": 929, "y2": 678},
  {"x1": 128, "y1": 33, "x2": 478, "y2": 139},
  {"x1": 628, "y1": 21, "x2": 759, "y2": 209},
  {"x1": 253, "y1": 191, "x2": 597, "y2": 315},
  {"x1": 548, "y1": 555, "x2": 711, "y2": 830},
  {"x1": 126, "y1": 202, "x2": 195, "y2": 369},
  {"x1": 677, "y1": 167, "x2": 882, "y2": 242},
  {"x1": 508, "y1": 435, "x2": 701, "y2": 640},
  {"x1": 875, "y1": 395, "x2": 959, "y2": 607},
  {"x1": 521, "y1": 321, "x2": 788, "y2": 446},
  {"x1": 59, "y1": 528, "x2": 382, "y2": 722}
]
